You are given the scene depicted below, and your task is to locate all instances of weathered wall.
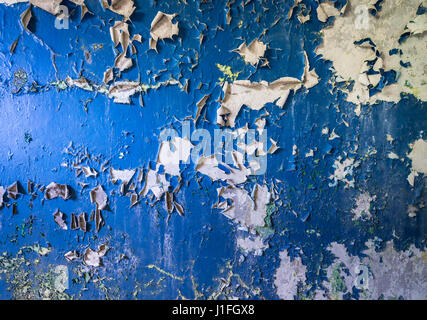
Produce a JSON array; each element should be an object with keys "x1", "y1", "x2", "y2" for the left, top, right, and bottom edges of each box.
[{"x1": 0, "y1": 0, "x2": 425, "y2": 300}]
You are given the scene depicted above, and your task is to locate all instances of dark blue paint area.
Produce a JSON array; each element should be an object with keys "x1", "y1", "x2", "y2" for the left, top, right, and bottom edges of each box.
[{"x1": 0, "y1": 0, "x2": 426, "y2": 299}]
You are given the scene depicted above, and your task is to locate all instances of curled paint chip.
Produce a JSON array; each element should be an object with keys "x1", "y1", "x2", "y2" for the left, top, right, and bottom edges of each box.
[
  {"x1": 10, "y1": 36, "x2": 20, "y2": 54},
  {"x1": 82, "y1": 166, "x2": 98, "y2": 178},
  {"x1": 97, "y1": 243, "x2": 109, "y2": 257},
  {"x1": 64, "y1": 250, "x2": 79, "y2": 261},
  {"x1": 130, "y1": 193, "x2": 138, "y2": 207},
  {"x1": 83, "y1": 248, "x2": 100, "y2": 267},
  {"x1": 407, "y1": 138, "x2": 427, "y2": 186},
  {"x1": 316, "y1": 0, "x2": 346, "y2": 23},
  {"x1": 20, "y1": 5, "x2": 32, "y2": 32},
  {"x1": 66, "y1": 76, "x2": 94, "y2": 91},
  {"x1": 54, "y1": 209, "x2": 68, "y2": 230},
  {"x1": 194, "y1": 94, "x2": 210, "y2": 124},
  {"x1": 70, "y1": 0, "x2": 91, "y2": 21},
  {"x1": 109, "y1": 20, "x2": 129, "y2": 49},
  {"x1": 216, "y1": 51, "x2": 317, "y2": 128},
  {"x1": 7, "y1": 182, "x2": 21, "y2": 200},
  {"x1": 45, "y1": 182, "x2": 70, "y2": 200},
  {"x1": 27, "y1": 180, "x2": 33, "y2": 193},
  {"x1": 90, "y1": 185, "x2": 108, "y2": 210},
  {"x1": 103, "y1": 68, "x2": 114, "y2": 84},
  {"x1": 78, "y1": 212, "x2": 87, "y2": 232},
  {"x1": 217, "y1": 78, "x2": 297, "y2": 127},
  {"x1": 149, "y1": 11, "x2": 179, "y2": 51},
  {"x1": 405, "y1": 11, "x2": 427, "y2": 35},
  {"x1": 141, "y1": 168, "x2": 170, "y2": 199},
  {"x1": 70, "y1": 213, "x2": 78, "y2": 230},
  {"x1": 83, "y1": 244, "x2": 109, "y2": 267},
  {"x1": 0, "y1": 186, "x2": 5, "y2": 208},
  {"x1": 108, "y1": 81, "x2": 141, "y2": 104},
  {"x1": 174, "y1": 201, "x2": 184, "y2": 216},
  {"x1": 102, "y1": 0, "x2": 135, "y2": 20},
  {"x1": 233, "y1": 39, "x2": 267, "y2": 66},
  {"x1": 95, "y1": 208, "x2": 103, "y2": 232},
  {"x1": 114, "y1": 51, "x2": 133, "y2": 72},
  {"x1": 302, "y1": 51, "x2": 319, "y2": 89},
  {"x1": 165, "y1": 191, "x2": 173, "y2": 214},
  {"x1": 268, "y1": 138, "x2": 280, "y2": 154}
]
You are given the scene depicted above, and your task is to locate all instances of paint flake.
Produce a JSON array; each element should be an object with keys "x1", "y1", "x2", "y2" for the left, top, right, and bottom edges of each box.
[
  {"x1": 45, "y1": 182, "x2": 70, "y2": 200},
  {"x1": 89, "y1": 185, "x2": 108, "y2": 210},
  {"x1": 54, "y1": 210, "x2": 68, "y2": 230},
  {"x1": 407, "y1": 138, "x2": 427, "y2": 186},
  {"x1": 316, "y1": 0, "x2": 427, "y2": 104},
  {"x1": 149, "y1": 11, "x2": 179, "y2": 52},
  {"x1": 351, "y1": 192, "x2": 376, "y2": 220}
]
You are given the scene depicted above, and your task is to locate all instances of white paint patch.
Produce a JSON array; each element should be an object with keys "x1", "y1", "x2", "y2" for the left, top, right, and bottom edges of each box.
[
  {"x1": 387, "y1": 152, "x2": 399, "y2": 160},
  {"x1": 319, "y1": 240, "x2": 427, "y2": 300},
  {"x1": 351, "y1": 192, "x2": 375, "y2": 220},
  {"x1": 237, "y1": 235, "x2": 269, "y2": 256},
  {"x1": 316, "y1": 0, "x2": 427, "y2": 105},
  {"x1": 274, "y1": 250, "x2": 307, "y2": 300},
  {"x1": 329, "y1": 156, "x2": 360, "y2": 188},
  {"x1": 407, "y1": 138, "x2": 427, "y2": 186}
]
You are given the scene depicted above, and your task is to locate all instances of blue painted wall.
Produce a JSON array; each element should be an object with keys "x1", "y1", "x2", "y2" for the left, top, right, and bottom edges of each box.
[{"x1": 0, "y1": 0, "x2": 425, "y2": 299}]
